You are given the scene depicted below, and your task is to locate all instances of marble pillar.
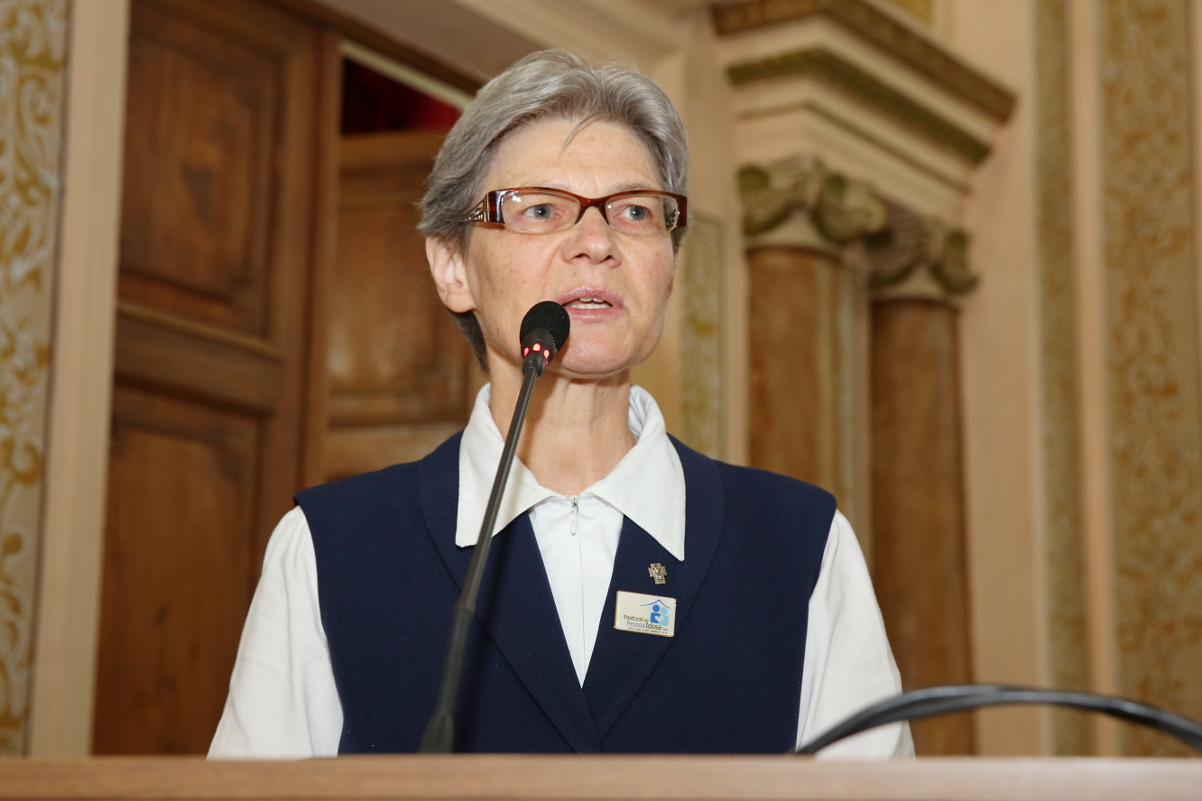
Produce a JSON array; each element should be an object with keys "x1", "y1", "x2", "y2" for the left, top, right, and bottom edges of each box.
[
  {"x1": 867, "y1": 210, "x2": 977, "y2": 755},
  {"x1": 743, "y1": 160, "x2": 878, "y2": 555},
  {"x1": 741, "y1": 161, "x2": 979, "y2": 754}
]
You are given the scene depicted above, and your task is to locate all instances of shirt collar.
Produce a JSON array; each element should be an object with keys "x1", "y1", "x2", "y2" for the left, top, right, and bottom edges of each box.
[{"x1": 456, "y1": 383, "x2": 687, "y2": 560}]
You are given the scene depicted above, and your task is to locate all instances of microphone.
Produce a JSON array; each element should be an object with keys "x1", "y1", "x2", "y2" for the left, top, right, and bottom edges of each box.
[
  {"x1": 520, "y1": 300, "x2": 571, "y2": 377},
  {"x1": 420, "y1": 301, "x2": 570, "y2": 753}
]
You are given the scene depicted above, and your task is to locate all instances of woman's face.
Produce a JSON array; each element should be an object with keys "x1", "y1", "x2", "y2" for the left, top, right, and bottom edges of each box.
[{"x1": 429, "y1": 117, "x2": 678, "y2": 379}]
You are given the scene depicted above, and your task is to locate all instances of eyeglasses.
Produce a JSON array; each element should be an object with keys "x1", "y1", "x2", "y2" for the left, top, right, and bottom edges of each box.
[{"x1": 463, "y1": 187, "x2": 688, "y2": 237}]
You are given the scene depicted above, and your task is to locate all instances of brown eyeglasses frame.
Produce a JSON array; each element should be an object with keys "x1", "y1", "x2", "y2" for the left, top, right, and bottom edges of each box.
[{"x1": 463, "y1": 187, "x2": 688, "y2": 233}]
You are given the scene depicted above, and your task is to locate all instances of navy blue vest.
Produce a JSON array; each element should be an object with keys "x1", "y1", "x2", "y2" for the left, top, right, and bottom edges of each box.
[{"x1": 296, "y1": 433, "x2": 834, "y2": 754}]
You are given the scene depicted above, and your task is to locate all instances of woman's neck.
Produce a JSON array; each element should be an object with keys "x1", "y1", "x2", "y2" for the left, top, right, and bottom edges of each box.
[{"x1": 487, "y1": 366, "x2": 636, "y2": 497}]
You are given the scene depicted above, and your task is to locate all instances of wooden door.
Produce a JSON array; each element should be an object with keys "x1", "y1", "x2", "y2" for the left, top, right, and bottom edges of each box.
[
  {"x1": 93, "y1": 0, "x2": 337, "y2": 754},
  {"x1": 323, "y1": 131, "x2": 482, "y2": 481}
]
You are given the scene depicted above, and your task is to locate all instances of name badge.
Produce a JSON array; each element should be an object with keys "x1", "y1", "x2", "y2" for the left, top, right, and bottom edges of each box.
[{"x1": 614, "y1": 591, "x2": 676, "y2": 637}]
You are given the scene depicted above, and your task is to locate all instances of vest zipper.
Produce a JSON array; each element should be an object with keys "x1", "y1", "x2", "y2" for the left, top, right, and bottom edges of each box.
[{"x1": 568, "y1": 495, "x2": 580, "y2": 535}]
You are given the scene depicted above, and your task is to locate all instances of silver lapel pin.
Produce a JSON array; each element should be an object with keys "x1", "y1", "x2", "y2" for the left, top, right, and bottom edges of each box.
[{"x1": 648, "y1": 563, "x2": 667, "y2": 585}]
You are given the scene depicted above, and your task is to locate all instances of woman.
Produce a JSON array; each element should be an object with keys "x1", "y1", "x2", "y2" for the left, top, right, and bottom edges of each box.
[{"x1": 209, "y1": 50, "x2": 911, "y2": 758}]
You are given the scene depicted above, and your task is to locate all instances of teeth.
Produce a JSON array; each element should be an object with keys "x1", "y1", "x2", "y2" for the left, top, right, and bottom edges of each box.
[{"x1": 565, "y1": 297, "x2": 612, "y2": 309}]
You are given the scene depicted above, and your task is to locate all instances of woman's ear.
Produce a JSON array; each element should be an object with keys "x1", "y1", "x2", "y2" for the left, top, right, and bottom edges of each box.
[
  {"x1": 665, "y1": 248, "x2": 679, "y2": 296},
  {"x1": 427, "y1": 237, "x2": 476, "y2": 313}
]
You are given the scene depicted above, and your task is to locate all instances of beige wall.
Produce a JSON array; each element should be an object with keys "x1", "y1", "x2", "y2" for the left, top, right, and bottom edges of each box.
[
  {"x1": 637, "y1": 9, "x2": 751, "y2": 464},
  {"x1": 941, "y1": 0, "x2": 1048, "y2": 755},
  {"x1": 26, "y1": 0, "x2": 129, "y2": 756}
]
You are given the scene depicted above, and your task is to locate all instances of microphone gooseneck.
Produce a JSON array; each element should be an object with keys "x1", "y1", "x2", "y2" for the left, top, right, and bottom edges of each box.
[
  {"x1": 420, "y1": 301, "x2": 570, "y2": 753},
  {"x1": 794, "y1": 684, "x2": 1202, "y2": 754}
]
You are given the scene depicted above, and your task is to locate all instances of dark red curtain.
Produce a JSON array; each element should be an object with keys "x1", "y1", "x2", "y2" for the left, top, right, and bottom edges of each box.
[{"x1": 341, "y1": 59, "x2": 460, "y2": 134}]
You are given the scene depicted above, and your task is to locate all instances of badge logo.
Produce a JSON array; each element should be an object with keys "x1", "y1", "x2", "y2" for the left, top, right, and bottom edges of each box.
[
  {"x1": 614, "y1": 590, "x2": 677, "y2": 637},
  {"x1": 646, "y1": 599, "x2": 670, "y2": 626}
]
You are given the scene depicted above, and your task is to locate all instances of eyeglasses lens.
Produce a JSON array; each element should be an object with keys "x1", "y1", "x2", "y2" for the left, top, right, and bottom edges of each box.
[
  {"x1": 500, "y1": 191, "x2": 677, "y2": 236},
  {"x1": 606, "y1": 196, "x2": 676, "y2": 236},
  {"x1": 501, "y1": 191, "x2": 576, "y2": 234}
]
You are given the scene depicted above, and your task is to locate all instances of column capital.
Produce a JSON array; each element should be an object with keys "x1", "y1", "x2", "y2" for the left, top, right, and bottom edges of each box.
[{"x1": 738, "y1": 157, "x2": 978, "y2": 302}]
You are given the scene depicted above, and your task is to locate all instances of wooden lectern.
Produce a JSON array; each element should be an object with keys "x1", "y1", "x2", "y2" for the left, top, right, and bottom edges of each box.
[{"x1": 1, "y1": 756, "x2": 1199, "y2": 801}]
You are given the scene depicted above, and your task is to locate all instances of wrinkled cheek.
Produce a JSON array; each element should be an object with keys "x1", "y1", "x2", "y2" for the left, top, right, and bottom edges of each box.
[
  {"x1": 652, "y1": 274, "x2": 675, "y2": 321},
  {"x1": 463, "y1": 250, "x2": 518, "y2": 346}
]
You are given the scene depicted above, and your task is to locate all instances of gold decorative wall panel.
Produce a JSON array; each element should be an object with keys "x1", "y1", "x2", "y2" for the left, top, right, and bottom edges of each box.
[
  {"x1": 1034, "y1": 0, "x2": 1093, "y2": 756},
  {"x1": 1099, "y1": 0, "x2": 1202, "y2": 757},
  {"x1": 0, "y1": 0, "x2": 67, "y2": 756},
  {"x1": 680, "y1": 215, "x2": 724, "y2": 459}
]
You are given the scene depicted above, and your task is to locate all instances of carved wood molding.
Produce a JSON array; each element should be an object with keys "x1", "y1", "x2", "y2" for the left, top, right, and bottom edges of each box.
[
  {"x1": 738, "y1": 157, "x2": 977, "y2": 301},
  {"x1": 109, "y1": 408, "x2": 255, "y2": 480},
  {"x1": 116, "y1": 299, "x2": 283, "y2": 359},
  {"x1": 713, "y1": 0, "x2": 1015, "y2": 122}
]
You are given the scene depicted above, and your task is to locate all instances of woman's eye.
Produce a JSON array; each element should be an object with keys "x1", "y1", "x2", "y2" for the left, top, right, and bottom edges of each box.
[
  {"x1": 525, "y1": 204, "x2": 554, "y2": 219},
  {"x1": 616, "y1": 203, "x2": 652, "y2": 221}
]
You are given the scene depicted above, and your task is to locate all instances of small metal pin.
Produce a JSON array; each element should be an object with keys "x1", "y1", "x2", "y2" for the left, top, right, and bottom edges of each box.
[{"x1": 648, "y1": 563, "x2": 667, "y2": 585}]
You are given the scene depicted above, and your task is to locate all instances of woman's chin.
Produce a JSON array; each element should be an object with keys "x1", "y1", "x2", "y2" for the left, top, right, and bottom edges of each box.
[{"x1": 552, "y1": 349, "x2": 639, "y2": 380}]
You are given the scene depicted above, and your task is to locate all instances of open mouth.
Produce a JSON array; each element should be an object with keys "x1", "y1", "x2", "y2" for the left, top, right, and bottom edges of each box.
[{"x1": 563, "y1": 297, "x2": 613, "y2": 310}]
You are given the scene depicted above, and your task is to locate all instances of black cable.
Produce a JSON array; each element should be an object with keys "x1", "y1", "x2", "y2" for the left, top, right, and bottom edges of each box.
[{"x1": 795, "y1": 684, "x2": 1202, "y2": 755}]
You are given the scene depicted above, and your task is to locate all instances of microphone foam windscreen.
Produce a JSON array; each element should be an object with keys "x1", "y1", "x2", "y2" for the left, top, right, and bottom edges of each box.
[{"x1": 520, "y1": 300, "x2": 571, "y2": 350}]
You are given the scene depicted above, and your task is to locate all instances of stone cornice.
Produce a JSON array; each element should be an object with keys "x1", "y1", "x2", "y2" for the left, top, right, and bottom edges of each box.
[
  {"x1": 727, "y1": 47, "x2": 991, "y2": 163},
  {"x1": 712, "y1": 0, "x2": 1016, "y2": 123},
  {"x1": 739, "y1": 157, "x2": 978, "y2": 300}
]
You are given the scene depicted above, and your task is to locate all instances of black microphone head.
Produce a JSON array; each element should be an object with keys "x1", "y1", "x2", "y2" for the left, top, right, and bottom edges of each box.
[{"x1": 520, "y1": 300, "x2": 571, "y2": 351}]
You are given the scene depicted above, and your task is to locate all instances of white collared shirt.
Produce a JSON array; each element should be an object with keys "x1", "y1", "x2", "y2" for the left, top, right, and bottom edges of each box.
[{"x1": 209, "y1": 386, "x2": 912, "y2": 759}]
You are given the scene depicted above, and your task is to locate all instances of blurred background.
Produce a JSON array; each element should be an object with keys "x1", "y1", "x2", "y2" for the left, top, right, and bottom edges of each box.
[{"x1": 1, "y1": 0, "x2": 1199, "y2": 759}]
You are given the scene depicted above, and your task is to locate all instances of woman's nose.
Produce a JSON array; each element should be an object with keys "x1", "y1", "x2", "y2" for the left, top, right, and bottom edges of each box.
[{"x1": 562, "y1": 206, "x2": 619, "y2": 264}]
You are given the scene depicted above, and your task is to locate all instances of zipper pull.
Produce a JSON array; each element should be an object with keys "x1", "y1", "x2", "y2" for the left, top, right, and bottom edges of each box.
[{"x1": 569, "y1": 495, "x2": 580, "y2": 535}]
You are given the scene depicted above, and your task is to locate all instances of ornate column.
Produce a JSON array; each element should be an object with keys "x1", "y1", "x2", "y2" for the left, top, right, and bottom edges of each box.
[
  {"x1": 865, "y1": 209, "x2": 978, "y2": 755},
  {"x1": 718, "y1": 0, "x2": 1011, "y2": 755},
  {"x1": 741, "y1": 159, "x2": 880, "y2": 551},
  {"x1": 741, "y1": 159, "x2": 979, "y2": 754}
]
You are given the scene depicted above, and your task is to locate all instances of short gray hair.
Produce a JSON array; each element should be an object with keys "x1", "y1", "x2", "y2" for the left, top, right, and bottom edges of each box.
[{"x1": 419, "y1": 50, "x2": 689, "y2": 371}]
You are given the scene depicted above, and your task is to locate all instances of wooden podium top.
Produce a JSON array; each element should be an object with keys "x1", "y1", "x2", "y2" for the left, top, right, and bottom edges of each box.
[{"x1": 0, "y1": 756, "x2": 1199, "y2": 801}]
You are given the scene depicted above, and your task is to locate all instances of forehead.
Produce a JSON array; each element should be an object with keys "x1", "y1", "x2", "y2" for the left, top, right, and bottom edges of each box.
[{"x1": 484, "y1": 117, "x2": 661, "y2": 190}]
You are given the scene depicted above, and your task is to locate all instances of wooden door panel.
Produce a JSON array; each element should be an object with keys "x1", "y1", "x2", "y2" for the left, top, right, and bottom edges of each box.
[
  {"x1": 324, "y1": 421, "x2": 463, "y2": 482},
  {"x1": 330, "y1": 194, "x2": 465, "y2": 423},
  {"x1": 327, "y1": 131, "x2": 480, "y2": 480},
  {"x1": 97, "y1": 0, "x2": 335, "y2": 754},
  {"x1": 95, "y1": 384, "x2": 260, "y2": 755},
  {"x1": 112, "y1": 0, "x2": 320, "y2": 545},
  {"x1": 330, "y1": 131, "x2": 471, "y2": 426},
  {"x1": 120, "y1": 0, "x2": 278, "y2": 338}
]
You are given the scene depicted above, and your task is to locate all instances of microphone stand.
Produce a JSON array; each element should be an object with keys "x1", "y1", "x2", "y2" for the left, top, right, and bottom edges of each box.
[{"x1": 419, "y1": 347, "x2": 548, "y2": 753}]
